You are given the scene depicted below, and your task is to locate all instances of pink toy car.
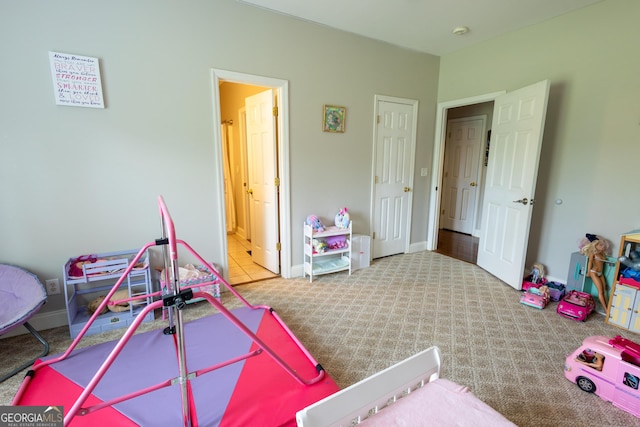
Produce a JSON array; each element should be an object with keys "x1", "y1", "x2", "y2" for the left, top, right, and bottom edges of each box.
[
  {"x1": 520, "y1": 285, "x2": 549, "y2": 309},
  {"x1": 564, "y1": 335, "x2": 640, "y2": 418},
  {"x1": 557, "y1": 290, "x2": 595, "y2": 321}
]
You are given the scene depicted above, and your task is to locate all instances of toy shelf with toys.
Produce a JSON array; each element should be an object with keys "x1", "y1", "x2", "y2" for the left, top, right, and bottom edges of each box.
[
  {"x1": 303, "y1": 220, "x2": 352, "y2": 283},
  {"x1": 607, "y1": 231, "x2": 640, "y2": 333}
]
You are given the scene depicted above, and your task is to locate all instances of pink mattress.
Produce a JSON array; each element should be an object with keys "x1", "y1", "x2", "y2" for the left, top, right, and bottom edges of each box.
[{"x1": 360, "y1": 378, "x2": 515, "y2": 426}]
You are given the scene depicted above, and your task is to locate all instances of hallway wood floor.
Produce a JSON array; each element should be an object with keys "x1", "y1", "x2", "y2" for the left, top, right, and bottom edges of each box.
[{"x1": 436, "y1": 229, "x2": 479, "y2": 264}]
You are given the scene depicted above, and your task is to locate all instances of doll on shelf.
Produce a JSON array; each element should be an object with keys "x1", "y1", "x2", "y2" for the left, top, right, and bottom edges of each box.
[{"x1": 579, "y1": 233, "x2": 611, "y2": 310}]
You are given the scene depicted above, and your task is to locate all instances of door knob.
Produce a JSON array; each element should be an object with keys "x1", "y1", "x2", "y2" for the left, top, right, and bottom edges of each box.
[
  {"x1": 512, "y1": 197, "x2": 528, "y2": 205},
  {"x1": 404, "y1": 187, "x2": 411, "y2": 192},
  {"x1": 470, "y1": 182, "x2": 477, "y2": 187},
  {"x1": 247, "y1": 189, "x2": 253, "y2": 195}
]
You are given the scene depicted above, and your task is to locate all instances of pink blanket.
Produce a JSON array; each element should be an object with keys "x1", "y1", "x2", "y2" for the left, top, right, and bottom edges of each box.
[{"x1": 360, "y1": 378, "x2": 515, "y2": 426}]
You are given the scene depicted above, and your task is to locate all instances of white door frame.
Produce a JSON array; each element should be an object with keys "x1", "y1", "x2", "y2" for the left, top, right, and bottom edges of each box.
[
  {"x1": 210, "y1": 69, "x2": 291, "y2": 278},
  {"x1": 427, "y1": 91, "x2": 505, "y2": 251}
]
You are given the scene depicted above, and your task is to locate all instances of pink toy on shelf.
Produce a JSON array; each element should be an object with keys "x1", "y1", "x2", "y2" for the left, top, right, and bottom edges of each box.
[
  {"x1": 326, "y1": 235, "x2": 347, "y2": 250},
  {"x1": 565, "y1": 335, "x2": 640, "y2": 418}
]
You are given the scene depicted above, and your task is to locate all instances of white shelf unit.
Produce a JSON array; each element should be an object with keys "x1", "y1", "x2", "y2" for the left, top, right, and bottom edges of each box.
[
  {"x1": 63, "y1": 249, "x2": 154, "y2": 338},
  {"x1": 303, "y1": 221, "x2": 352, "y2": 282}
]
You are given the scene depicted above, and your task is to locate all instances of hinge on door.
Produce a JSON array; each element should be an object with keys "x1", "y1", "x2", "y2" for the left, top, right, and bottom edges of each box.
[
  {"x1": 274, "y1": 177, "x2": 280, "y2": 186},
  {"x1": 276, "y1": 242, "x2": 281, "y2": 251},
  {"x1": 372, "y1": 232, "x2": 376, "y2": 239},
  {"x1": 374, "y1": 176, "x2": 379, "y2": 184},
  {"x1": 377, "y1": 115, "x2": 380, "y2": 124},
  {"x1": 273, "y1": 106, "x2": 278, "y2": 117}
]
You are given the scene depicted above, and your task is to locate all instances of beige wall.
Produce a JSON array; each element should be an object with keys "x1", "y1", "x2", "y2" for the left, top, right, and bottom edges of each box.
[
  {"x1": 439, "y1": 0, "x2": 640, "y2": 280},
  {"x1": 3, "y1": 0, "x2": 635, "y2": 325},
  {"x1": 0, "y1": 0, "x2": 439, "y2": 317}
]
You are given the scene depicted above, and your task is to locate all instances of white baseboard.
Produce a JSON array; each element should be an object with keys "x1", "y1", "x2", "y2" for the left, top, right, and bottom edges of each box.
[
  {"x1": 0, "y1": 309, "x2": 68, "y2": 339},
  {"x1": 409, "y1": 241, "x2": 428, "y2": 253},
  {"x1": 291, "y1": 264, "x2": 304, "y2": 278}
]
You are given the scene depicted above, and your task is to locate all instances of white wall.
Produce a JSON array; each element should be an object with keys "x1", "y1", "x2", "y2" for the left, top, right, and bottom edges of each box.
[
  {"x1": 438, "y1": 0, "x2": 640, "y2": 280},
  {"x1": 0, "y1": 0, "x2": 440, "y2": 317}
]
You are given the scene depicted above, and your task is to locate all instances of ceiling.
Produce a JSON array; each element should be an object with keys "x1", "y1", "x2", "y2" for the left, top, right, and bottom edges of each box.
[{"x1": 238, "y1": 0, "x2": 602, "y2": 56}]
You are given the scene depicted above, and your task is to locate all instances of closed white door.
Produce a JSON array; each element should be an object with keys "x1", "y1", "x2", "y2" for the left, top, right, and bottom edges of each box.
[
  {"x1": 441, "y1": 117, "x2": 484, "y2": 234},
  {"x1": 245, "y1": 89, "x2": 280, "y2": 274},
  {"x1": 477, "y1": 80, "x2": 550, "y2": 289},
  {"x1": 372, "y1": 96, "x2": 417, "y2": 259}
]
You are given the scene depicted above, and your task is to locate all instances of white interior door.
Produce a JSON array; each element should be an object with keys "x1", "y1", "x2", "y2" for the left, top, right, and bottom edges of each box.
[
  {"x1": 372, "y1": 96, "x2": 417, "y2": 259},
  {"x1": 477, "y1": 80, "x2": 550, "y2": 289},
  {"x1": 245, "y1": 89, "x2": 280, "y2": 274},
  {"x1": 440, "y1": 117, "x2": 484, "y2": 234}
]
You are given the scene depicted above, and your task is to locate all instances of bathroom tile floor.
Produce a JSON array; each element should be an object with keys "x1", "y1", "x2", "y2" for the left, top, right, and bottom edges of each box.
[{"x1": 227, "y1": 233, "x2": 278, "y2": 285}]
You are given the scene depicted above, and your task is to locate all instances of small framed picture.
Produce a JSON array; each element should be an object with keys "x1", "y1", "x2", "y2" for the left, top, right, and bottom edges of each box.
[{"x1": 323, "y1": 105, "x2": 346, "y2": 133}]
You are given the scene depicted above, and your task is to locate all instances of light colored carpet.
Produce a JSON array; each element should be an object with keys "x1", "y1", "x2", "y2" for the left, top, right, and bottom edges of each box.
[{"x1": 1, "y1": 250, "x2": 638, "y2": 426}]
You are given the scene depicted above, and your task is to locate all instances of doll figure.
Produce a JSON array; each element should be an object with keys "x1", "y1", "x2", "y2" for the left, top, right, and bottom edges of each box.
[
  {"x1": 579, "y1": 235, "x2": 610, "y2": 310},
  {"x1": 576, "y1": 349, "x2": 604, "y2": 371}
]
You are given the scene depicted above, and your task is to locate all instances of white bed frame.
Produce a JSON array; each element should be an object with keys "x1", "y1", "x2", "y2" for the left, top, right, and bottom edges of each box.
[{"x1": 296, "y1": 346, "x2": 442, "y2": 427}]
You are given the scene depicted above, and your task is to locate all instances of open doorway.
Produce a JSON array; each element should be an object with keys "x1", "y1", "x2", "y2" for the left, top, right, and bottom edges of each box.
[
  {"x1": 436, "y1": 106, "x2": 492, "y2": 264},
  {"x1": 427, "y1": 91, "x2": 505, "y2": 263},
  {"x1": 211, "y1": 70, "x2": 292, "y2": 284},
  {"x1": 219, "y1": 85, "x2": 278, "y2": 284},
  {"x1": 428, "y1": 81, "x2": 550, "y2": 289}
]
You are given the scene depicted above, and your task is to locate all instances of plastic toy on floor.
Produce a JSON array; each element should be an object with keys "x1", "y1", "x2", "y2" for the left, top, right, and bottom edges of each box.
[
  {"x1": 520, "y1": 285, "x2": 550, "y2": 309},
  {"x1": 557, "y1": 290, "x2": 595, "y2": 321},
  {"x1": 546, "y1": 281, "x2": 566, "y2": 302},
  {"x1": 564, "y1": 335, "x2": 640, "y2": 418},
  {"x1": 522, "y1": 263, "x2": 547, "y2": 291}
]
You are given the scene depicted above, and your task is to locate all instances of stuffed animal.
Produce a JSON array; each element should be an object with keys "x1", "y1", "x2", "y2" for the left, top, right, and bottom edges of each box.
[
  {"x1": 312, "y1": 238, "x2": 327, "y2": 254},
  {"x1": 334, "y1": 207, "x2": 350, "y2": 229},
  {"x1": 306, "y1": 214, "x2": 325, "y2": 232}
]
